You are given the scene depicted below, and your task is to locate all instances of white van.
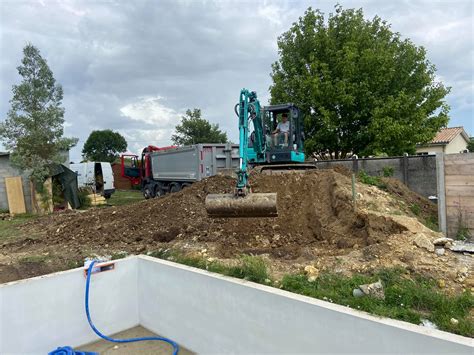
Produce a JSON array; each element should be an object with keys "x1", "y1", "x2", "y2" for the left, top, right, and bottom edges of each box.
[{"x1": 70, "y1": 162, "x2": 115, "y2": 198}]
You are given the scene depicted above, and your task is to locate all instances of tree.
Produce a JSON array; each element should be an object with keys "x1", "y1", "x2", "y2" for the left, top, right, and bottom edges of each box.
[
  {"x1": 468, "y1": 138, "x2": 474, "y2": 153},
  {"x1": 0, "y1": 44, "x2": 78, "y2": 184},
  {"x1": 82, "y1": 130, "x2": 127, "y2": 162},
  {"x1": 172, "y1": 108, "x2": 227, "y2": 145},
  {"x1": 270, "y1": 6, "x2": 450, "y2": 159}
]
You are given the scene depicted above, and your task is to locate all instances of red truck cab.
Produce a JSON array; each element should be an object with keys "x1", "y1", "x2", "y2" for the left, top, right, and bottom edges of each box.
[{"x1": 121, "y1": 145, "x2": 176, "y2": 190}]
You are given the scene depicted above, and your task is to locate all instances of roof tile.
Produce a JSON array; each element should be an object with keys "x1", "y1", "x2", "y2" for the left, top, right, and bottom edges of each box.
[{"x1": 430, "y1": 127, "x2": 464, "y2": 144}]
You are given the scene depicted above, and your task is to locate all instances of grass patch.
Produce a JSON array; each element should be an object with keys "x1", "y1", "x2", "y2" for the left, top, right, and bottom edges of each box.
[
  {"x1": 424, "y1": 215, "x2": 439, "y2": 232},
  {"x1": 358, "y1": 170, "x2": 387, "y2": 190},
  {"x1": 111, "y1": 251, "x2": 129, "y2": 260},
  {"x1": 236, "y1": 255, "x2": 269, "y2": 283},
  {"x1": 65, "y1": 259, "x2": 82, "y2": 269},
  {"x1": 0, "y1": 213, "x2": 38, "y2": 242},
  {"x1": 410, "y1": 203, "x2": 421, "y2": 216},
  {"x1": 107, "y1": 190, "x2": 144, "y2": 207},
  {"x1": 281, "y1": 268, "x2": 473, "y2": 337},
  {"x1": 455, "y1": 226, "x2": 471, "y2": 241},
  {"x1": 149, "y1": 249, "x2": 269, "y2": 284},
  {"x1": 19, "y1": 254, "x2": 51, "y2": 263}
]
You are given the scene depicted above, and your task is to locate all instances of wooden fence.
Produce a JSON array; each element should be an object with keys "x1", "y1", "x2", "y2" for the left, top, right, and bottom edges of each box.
[
  {"x1": 438, "y1": 153, "x2": 474, "y2": 239},
  {"x1": 111, "y1": 162, "x2": 133, "y2": 190}
]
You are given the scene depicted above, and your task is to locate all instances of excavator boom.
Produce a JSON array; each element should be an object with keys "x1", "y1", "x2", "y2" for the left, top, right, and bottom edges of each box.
[{"x1": 205, "y1": 89, "x2": 278, "y2": 218}]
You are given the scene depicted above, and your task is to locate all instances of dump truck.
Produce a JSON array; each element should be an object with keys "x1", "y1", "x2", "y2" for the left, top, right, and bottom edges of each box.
[{"x1": 122, "y1": 143, "x2": 239, "y2": 199}]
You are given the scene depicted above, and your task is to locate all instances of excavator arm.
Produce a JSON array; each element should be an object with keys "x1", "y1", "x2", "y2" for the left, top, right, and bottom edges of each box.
[
  {"x1": 235, "y1": 89, "x2": 264, "y2": 195},
  {"x1": 205, "y1": 89, "x2": 278, "y2": 218}
]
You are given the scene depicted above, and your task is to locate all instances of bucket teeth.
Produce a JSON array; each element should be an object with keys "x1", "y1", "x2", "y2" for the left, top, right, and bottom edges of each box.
[{"x1": 205, "y1": 193, "x2": 278, "y2": 218}]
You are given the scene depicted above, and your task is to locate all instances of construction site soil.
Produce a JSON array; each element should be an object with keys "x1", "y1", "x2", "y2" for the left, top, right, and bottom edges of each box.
[{"x1": 1, "y1": 169, "x2": 472, "y2": 294}]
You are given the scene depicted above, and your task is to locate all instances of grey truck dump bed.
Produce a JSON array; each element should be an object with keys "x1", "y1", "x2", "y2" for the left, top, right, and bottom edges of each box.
[{"x1": 150, "y1": 143, "x2": 240, "y2": 182}]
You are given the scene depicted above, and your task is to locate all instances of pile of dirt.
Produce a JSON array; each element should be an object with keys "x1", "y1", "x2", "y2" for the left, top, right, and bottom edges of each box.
[
  {"x1": 1, "y1": 169, "x2": 472, "y2": 292},
  {"x1": 382, "y1": 176, "x2": 438, "y2": 217},
  {"x1": 15, "y1": 171, "x2": 407, "y2": 257}
]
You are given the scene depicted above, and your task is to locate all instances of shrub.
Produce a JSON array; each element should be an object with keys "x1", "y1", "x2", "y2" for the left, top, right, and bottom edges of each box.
[
  {"x1": 455, "y1": 226, "x2": 470, "y2": 241},
  {"x1": 410, "y1": 203, "x2": 421, "y2": 216},
  {"x1": 358, "y1": 170, "x2": 387, "y2": 190},
  {"x1": 382, "y1": 166, "x2": 394, "y2": 177},
  {"x1": 77, "y1": 187, "x2": 92, "y2": 209}
]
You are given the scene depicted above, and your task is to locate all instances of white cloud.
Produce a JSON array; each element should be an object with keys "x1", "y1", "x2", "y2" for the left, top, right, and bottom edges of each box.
[
  {"x1": 118, "y1": 96, "x2": 182, "y2": 155},
  {"x1": 121, "y1": 128, "x2": 176, "y2": 157},
  {"x1": 257, "y1": 3, "x2": 285, "y2": 26},
  {"x1": 120, "y1": 96, "x2": 181, "y2": 128},
  {"x1": 58, "y1": 1, "x2": 87, "y2": 17}
]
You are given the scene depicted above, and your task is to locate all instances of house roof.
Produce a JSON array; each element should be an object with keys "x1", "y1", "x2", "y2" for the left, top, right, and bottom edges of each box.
[{"x1": 428, "y1": 127, "x2": 470, "y2": 145}]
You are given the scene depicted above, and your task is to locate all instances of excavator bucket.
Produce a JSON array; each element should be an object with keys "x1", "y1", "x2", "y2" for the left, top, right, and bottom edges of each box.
[{"x1": 205, "y1": 193, "x2": 278, "y2": 218}]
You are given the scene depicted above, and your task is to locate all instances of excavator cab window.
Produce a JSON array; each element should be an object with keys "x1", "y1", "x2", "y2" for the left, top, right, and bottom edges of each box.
[
  {"x1": 264, "y1": 109, "x2": 293, "y2": 150},
  {"x1": 262, "y1": 104, "x2": 304, "y2": 153}
]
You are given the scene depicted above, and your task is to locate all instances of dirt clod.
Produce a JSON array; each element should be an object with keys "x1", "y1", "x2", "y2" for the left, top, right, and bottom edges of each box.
[{"x1": 413, "y1": 233, "x2": 435, "y2": 252}]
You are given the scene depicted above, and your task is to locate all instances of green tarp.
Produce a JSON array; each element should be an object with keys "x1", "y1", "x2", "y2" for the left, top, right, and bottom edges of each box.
[{"x1": 49, "y1": 164, "x2": 81, "y2": 209}]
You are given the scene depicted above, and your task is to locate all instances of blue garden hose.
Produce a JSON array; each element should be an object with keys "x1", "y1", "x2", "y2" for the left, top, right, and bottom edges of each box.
[{"x1": 85, "y1": 260, "x2": 179, "y2": 355}]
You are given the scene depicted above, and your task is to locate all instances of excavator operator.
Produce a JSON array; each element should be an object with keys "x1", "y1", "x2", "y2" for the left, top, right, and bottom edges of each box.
[{"x1": 272, "y1": 113, "x2": 290, "y2": 147}]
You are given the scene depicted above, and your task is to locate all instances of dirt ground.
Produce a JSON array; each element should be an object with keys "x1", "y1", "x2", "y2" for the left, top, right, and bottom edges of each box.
[
  {"x1": 0, "y1": 169, "x2": 472, "y2": 293},
  {"x1": 79, "y1": 326, "x2": 194, "y2": 354}
]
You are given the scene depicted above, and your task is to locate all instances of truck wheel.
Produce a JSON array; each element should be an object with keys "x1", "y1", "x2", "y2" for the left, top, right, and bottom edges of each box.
[
  {"x1": 154, "y1": 185, "x2": 163, "y2": 198},
  {"x1": 143, "y1": 186, "x2": 154, "y2": 199},
  {"x1": 170, "y1": 183, "x2": 181, "y2": 193}
]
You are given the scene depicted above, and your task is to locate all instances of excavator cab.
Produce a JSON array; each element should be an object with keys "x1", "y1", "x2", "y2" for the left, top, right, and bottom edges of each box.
[
  {"x1": 247, "y1": 104, "x2": 306, "y2": 166},
  {"x1": 263, "y1": 104, "x2": 305, "y2": 164}
]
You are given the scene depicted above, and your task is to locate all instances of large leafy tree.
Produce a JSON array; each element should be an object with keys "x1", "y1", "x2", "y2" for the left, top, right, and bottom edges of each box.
[
  {"x1": 270, "y1": 6, "x2": 450, "y2": 159},
  {"x1": 172, "y1": 108, "x2": 227, "y2": 145},
  {"x1": 0, "y1": 44, "x2": 78, "y2": 183},
  {"x1": 468, "y1": 138, "x2": 474, "y2": 153},
  {"x1": 82, "y1": 129, "x2": 127, "y2": 162}
]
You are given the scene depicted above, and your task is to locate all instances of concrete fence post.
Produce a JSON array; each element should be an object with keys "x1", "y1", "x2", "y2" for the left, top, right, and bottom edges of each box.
[
  {"x1": 436, "y1": 152, "x2": 447, "y2": 235},
  {"x1": 352, "y1": 155, "x2": 359, "y2": 173},
  {"x1": 402, "y1": 153, "x2": 409, "y2": 185}
]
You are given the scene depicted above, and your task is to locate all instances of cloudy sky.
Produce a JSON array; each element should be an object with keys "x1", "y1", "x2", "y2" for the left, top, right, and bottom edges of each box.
[{"x1": 1, "y1": 0, "x2": 472, "y2": 162}]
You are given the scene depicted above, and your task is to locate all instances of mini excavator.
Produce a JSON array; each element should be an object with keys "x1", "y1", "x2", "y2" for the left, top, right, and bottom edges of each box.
[{"x1": 205, "y1": 88, "x2": 313, "y2": 218}]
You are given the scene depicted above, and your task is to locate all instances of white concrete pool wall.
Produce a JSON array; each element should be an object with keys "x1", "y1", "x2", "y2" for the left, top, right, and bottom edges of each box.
[
  {"x1": 0, "y1": 257, "x2": 139, "y2": 354},
  {"x1": 0, "y1": 255, "x2": 472, "y2": 354}
]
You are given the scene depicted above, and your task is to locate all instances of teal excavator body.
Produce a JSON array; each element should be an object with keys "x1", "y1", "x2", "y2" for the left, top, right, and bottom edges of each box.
[{"x1": 205, "y1": 88, "x2": 308, "y2": 218}]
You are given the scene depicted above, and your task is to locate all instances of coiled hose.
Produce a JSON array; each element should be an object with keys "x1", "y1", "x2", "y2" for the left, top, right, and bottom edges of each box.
[{"x1": 85, "y1": 260, "x2": 179, "y2": 355}]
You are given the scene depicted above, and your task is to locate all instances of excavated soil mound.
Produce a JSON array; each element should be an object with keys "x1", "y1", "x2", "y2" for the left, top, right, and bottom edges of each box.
[
  {"x1": 1, "y1": 169, "x2": 471, "y2": 290},
  {"x1": 19, "y1": 170, "x2": 406, "y2": 260}
]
